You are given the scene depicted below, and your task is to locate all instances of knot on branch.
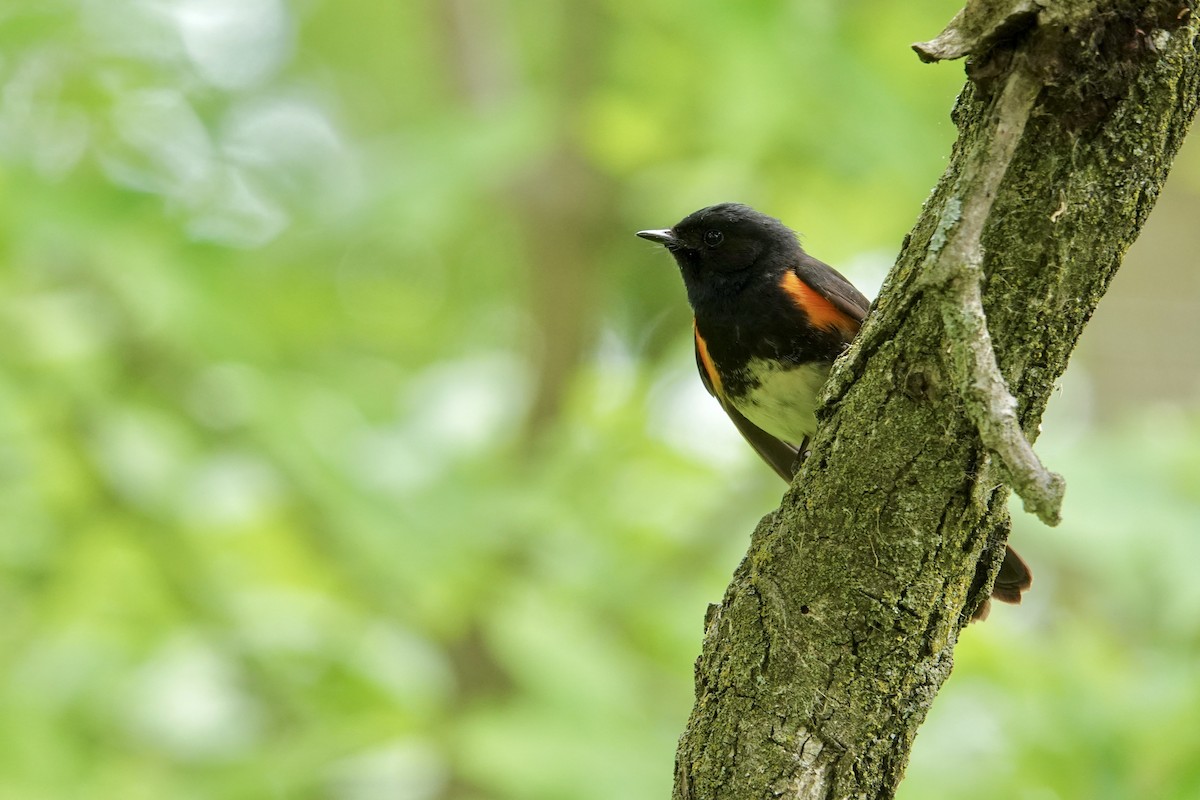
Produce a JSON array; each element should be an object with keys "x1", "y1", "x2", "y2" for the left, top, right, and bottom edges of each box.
[
  {"x1": 919, "y1": 1, "x2": 1199, "y2": 128},
  {"x1": 913, "y1": 0, "x2": 1043, "y2": 63}
]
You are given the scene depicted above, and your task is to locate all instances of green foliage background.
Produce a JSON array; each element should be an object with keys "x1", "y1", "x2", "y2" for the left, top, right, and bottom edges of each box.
[{"x1": 1, "y1": 2, "x2": 1198, "y2": 798}]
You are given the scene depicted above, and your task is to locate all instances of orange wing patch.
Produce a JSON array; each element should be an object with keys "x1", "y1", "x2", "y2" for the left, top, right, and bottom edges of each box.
[
  {"x1": 694, "y1": 322, "x2": 723, "y2": 397},
  {"x1": 779, "y1": 271, "x2": 858, "y2": 336}
]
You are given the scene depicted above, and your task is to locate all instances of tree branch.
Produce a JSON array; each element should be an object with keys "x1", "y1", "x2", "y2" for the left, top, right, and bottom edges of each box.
[{"x1": 916, "y1": 59, "x2": 1066, "y2": 525}]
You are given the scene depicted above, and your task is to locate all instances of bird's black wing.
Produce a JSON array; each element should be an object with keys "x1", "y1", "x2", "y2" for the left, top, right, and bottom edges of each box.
[
  {"x1": 695, "y1": 333, "x2": 798, "y2": 482},
  {"x1": 794, "y1": 252, "x2": 871, "y2": 324},
  {"x1": 720, "y1": 401, "x2": 801, "y2": 483}
]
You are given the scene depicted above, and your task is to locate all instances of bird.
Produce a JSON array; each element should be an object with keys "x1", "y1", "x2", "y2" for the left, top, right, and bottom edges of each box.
[{"x1": 637, "y1": 202, "x2": 1030, "y2": 619}]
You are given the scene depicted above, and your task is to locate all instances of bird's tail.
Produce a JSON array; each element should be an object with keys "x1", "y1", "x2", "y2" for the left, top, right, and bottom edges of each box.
[{"x1": 972, "y1": 545, "x2": 1033, "y2": 621}]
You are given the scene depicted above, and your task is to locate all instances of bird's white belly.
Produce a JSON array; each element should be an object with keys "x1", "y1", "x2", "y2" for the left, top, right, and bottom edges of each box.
[{"x1": 731, "y1": 359, "x2": 830, "y2": 444}]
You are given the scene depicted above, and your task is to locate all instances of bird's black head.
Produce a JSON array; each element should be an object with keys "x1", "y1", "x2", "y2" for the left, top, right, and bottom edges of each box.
[{"x1": 637, "y1": 203, "x2": 801, "y2": 306}]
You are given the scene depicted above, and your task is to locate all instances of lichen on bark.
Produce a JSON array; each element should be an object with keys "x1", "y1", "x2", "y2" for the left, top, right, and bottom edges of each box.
[{"x1": 673, "y1": 3, "x2": 1200, "y2": 799}]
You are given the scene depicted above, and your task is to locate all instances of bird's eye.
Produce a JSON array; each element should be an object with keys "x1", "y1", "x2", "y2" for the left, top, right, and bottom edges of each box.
[{"x1": 703, "y1": 230, "x2": 724, "y2": 247}]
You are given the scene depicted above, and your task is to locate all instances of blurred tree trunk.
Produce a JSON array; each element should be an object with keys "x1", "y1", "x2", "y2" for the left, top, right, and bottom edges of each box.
[
  {"x1": 436, "y1": 0, "x2": 618, "y2": 438},
  {"x1": 673, "y1": 3, "x2": 1199, "y2": 799},
  {"x1": 508, "y1": 2, "x2": 617, "y2": 436}
]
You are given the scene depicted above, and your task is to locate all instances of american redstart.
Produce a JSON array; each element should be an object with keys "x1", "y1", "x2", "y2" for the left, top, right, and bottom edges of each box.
[{"x1": 638, "y1": 203, "x2": 1030, "y2": 619}]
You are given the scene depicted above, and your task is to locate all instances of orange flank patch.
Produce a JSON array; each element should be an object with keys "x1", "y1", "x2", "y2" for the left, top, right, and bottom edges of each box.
[
  {"x1": 779, "y1": 271, "x2": 856, "y2": 335},
  {"x1": 694, "y1": 322, "x2": 723, "y2": 396}
]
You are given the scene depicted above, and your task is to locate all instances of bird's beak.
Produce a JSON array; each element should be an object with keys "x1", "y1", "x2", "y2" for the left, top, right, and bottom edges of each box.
[{"x1": 636, "y1": 229, "x2": 679, "y2": 248}]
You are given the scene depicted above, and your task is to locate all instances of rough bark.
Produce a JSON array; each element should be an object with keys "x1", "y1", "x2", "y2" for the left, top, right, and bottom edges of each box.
[{"x1": 673, "y1": 3, "x2": 1200, "y2": 799}]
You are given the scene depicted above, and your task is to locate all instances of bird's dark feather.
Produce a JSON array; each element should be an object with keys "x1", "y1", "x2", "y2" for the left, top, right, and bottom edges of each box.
[
  {"x1": 694, "y1": 334, "x2": 798, "y2": 482},
  {"x1": 793, "y1": 252, "x2": 870, "y2": 324}
]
